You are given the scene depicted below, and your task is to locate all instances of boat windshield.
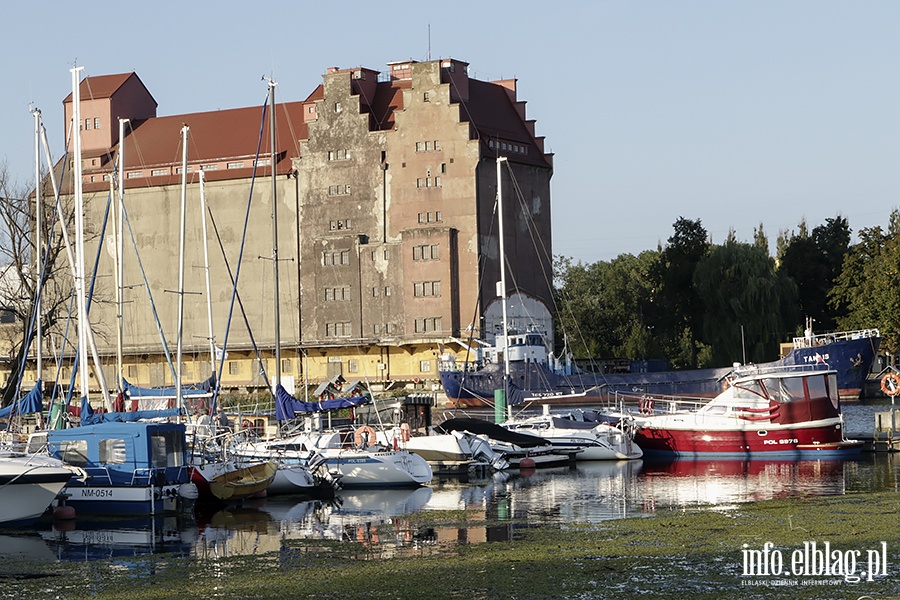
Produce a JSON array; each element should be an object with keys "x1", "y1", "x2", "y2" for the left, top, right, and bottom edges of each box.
[
  {"x1": 151, "y1": 431, "x2": 185, "y2": 468},
  {"x1": 762, "y1": 376, "x2": 806, "y2": 403}
]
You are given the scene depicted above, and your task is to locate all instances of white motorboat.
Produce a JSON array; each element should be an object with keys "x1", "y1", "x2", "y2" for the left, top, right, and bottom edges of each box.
[
  {"x1": 501, "y1": 410, "x2": 643, "y2": 460},
  {"x1": 375, "y1": 427, "x2": 510, "y2": 472},
  {"x1": 265, "y1": 429, "x2": 433, "y2": 488},
  {"x1": 0, "y1": 453, "x2": 75, "y2": 523}
]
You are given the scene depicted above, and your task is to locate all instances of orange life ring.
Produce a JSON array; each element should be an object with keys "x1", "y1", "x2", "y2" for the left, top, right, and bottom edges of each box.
[
  {"x1": 639, "y1": 397, "x2": 654, "y2": 416},
  {"x1": 354, "y1": 425, "x2": 377, "y2": 448},
  {"x1": 413, "y1": 377, "x2": 421, "y2": 384},
  {"x1": 881, "y1": 373, "x2": 900, "y2": 397},
  {"x1": 399, "y1": 422, "x2": 411, "y2": 442}
]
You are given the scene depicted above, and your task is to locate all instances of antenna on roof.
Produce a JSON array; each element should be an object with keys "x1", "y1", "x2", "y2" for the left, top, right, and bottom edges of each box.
[{"x1": 427, "y1": 24, "x2": 431, "y2": 61}]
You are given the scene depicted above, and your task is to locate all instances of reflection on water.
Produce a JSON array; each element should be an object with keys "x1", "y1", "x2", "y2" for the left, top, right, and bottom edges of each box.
[{"x1": 7, "y1": 402, "x2": 900, "y2": 564}]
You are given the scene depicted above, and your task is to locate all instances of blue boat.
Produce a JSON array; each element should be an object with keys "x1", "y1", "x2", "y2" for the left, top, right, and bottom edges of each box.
[
  {"x1": 38, "y1": 421, "x2": 197, "y2": 515},
  {"x1": 439, "y1": 328, "x2": 882, "y2": 407}
]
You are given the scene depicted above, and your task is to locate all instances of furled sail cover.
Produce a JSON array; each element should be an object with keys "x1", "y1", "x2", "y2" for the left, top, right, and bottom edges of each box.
[{"x1": 275, "y1": 384, "x2": 371, "y2": 420}]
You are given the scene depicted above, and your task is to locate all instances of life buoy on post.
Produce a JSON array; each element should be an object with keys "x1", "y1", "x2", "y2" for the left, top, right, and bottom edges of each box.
[
  {"x1": 413, "y1": 377, "x2": 421, "y2": 384},
  {"x1": 638, "y1": 397, "x2": 654, "y2": 416},
  {"x1": 399, "y1": 422, "x2": 411, "y2": 442},
  {"x1": 881, "y1": 372, "x2": 900, "y2": 397},
  {"x1": 354, "y1": 425, "x2": 377, "y2": 448}
]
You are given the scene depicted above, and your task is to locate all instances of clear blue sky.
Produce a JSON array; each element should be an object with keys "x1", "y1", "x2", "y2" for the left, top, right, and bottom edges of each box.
[{"x1": 2, "y1": 1, "x2": 898, "y2": 263}]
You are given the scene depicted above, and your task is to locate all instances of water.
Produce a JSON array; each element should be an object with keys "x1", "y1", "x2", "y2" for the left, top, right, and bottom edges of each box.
[{"x1": 3, "y1": 400, "x2": 898, "y2": 564}]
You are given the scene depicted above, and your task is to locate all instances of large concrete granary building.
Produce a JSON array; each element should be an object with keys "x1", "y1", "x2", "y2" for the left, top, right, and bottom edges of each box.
[{"x1": 41, "y1": 57, "x2": 554, "y2": 399}]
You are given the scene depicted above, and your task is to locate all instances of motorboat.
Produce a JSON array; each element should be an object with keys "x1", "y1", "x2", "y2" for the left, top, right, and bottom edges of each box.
[
  {"x1": 0, "y1": 452, "x2": 75, "y2": 523},
  {"x1": 435, "y1": 417, "x2": 580, "y2": 468},
  {"x1": 374, "y1": 426, "x2": 510, "y2": 473},
  {"x1": 501, "y1": 409, "x2": 643, "y2": 460},
  {"x1": 608, "y1": 364, "x2": 864, "y2": 458},
  {"x1": 38, "y1": 421, "x2": 197, "y2": 515}
]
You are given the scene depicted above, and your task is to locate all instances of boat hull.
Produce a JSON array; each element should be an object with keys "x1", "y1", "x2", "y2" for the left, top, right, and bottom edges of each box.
[
  {"x1": 0, "y1": 458, "x2": 73, "y2": 523},
  {"x1": 634, "y1": 422, "x2": 862, "y2": 459},
  {"x1": 322, "y1": 449, "x2": 433, "y2": 488}
]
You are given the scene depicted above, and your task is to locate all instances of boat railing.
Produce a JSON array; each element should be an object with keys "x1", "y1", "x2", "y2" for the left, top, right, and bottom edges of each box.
[
  {"x1": 791, "y1": 328, "x2": 880, "y2": 348},
  {"x1": 729, "y1": 363, "x2": 832, "y2": 379},
  {"x1": 608, "y1": 391, "x2": 707, "y2": 416}
]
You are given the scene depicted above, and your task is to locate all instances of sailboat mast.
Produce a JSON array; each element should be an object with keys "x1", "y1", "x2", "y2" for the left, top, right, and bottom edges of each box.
[
  {"x1": 269, "y1": 78, "x2": 281, "y2": 389},
  {"x1": 71, "y1": 66, "x2": 91, "y2": 406},
  {"x1": 175, "y1": 125, "x2": 189, "y2": 414},
  {"x1": 32, "y1": 108, "x2": 42, "y2": 386},
  {"x1": 496, "y1": 156, "x2": 510, "y2": 407},
  {"x1": 198, "y1": 170, "x2": 217, "y2": 377},
  {"x1": 116, "y1": 118, "x2": 128, "y2": 393}
]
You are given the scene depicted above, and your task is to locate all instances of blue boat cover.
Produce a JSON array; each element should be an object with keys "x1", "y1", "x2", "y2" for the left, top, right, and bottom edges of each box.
[
  {"x1": 123, "y1": 374, "x2": 215, "y2": 398},
  {"x1": 274, "y1": 384, "x2": 371, "y2": 421},
  {"x1": 0, "y1": 381, "x2": 43, "y2": 418},
  {"x1": 80, "y1": 396, "x2": 181, "y2": 426}
]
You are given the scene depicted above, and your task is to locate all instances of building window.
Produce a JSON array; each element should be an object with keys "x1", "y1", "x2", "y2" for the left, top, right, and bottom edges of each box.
[
  {"x1": 228, "y1": 361, "x2": 240, "y2": 375},
  {"x1": 334, "y1": 102, "x2": 342, "y2": 113},
  {"x1": 94, "y1": 117, "x2": 100, "y2": 129},
  {"x1": 329, "y1": 219, "x2": 352, "y2": 231},
  {"x1": 84, "y1": 118, "x2": 92, "y2": 130},
  {"x1": 176, "y1": 166, "x2": 193, "y2": 174},
  {"x1": 348, "y1": 359, "x2": 359, "y2": 373},
  {"x1": 434, "y1": 176, "x2": 441, "y2": 187},
  {"x1": 255, "y1": 158, "x2": 271, "y2": 167},
  {"x1": 281, "y1": 358, "x2": 292, "y2": 373},
  {"x1": 384, "y1": 286, "x2": 391, "y2": 296},
  {"x1": 423, "y1": 92, "x2": 430, "y2": 102},
  {"x1": 434, "y1": 140, "x2": 441, "y2": 151},
  {"x1": 419, "y1": 360, "x2": 432, "y2": 373},
  {"x1": 325, "y1": 286, "x2": 350, "y2": 301},
  {"x1": 328, "y1": 149, "x2": 350, "y2": 161},
  {"x1": 372, "y1": 287, "x2": 379, "y2": 297},
  {"x1": 414, "y1": 317, "x2": 442, "y2": 333},
  {"x1": 414, "y1": 281, "x2": 441, "y2": 297},
  {"x1": 126, "y1": 171, "x2": 142, "y2": 179},
  {"x1": 202, "y1": 164, "x2": 219, "y2": 171},
  {"x1": 413, "y1": 244, "x2": 439, "y2": 260},
  {"x1": 227, "y1": 162, "x2": 244, "y2": 169},
  {"x1": 328, "y1": 184, "x2": 351, "y2": 196},
  {"x1": 127, "y1": 365, "x2": 138, "y2": 378},
  {"x1": 151, "y1": 169, "x2": 168, "y2": 177},
  {"x1": 326, "y1": 322, "x2": 351, "y2": 337},
  {"x1": 323, "y1": 250, "x2": 351, "y2": 266}
]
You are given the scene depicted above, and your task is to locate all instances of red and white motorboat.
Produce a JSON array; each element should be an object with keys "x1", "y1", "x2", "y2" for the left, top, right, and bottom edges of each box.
[{"x1": 611, "y1": 365, "x2": 863, "y2": 458}]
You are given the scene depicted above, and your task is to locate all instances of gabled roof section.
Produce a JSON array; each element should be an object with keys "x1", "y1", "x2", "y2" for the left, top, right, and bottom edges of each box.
[
  {"x1": 64, "y1": 72, "x2": 157, "y2": 107},
  {"x1": 464, "y1": 79, "x2": 552, "y2": 169},
  {"x1": 367, "y1": 79, "x2": 409, "y2": 131}
]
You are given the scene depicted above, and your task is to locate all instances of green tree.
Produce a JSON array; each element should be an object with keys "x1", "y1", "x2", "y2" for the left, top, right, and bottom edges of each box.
[
  {"x1": 655, "y1": 217, "x2": 709, "y2": 368},
  {"x1": 693, "y1": 240, "x2": 798, "y2": 366},
  {"x1": 554, "y1": 251, "x2": 661, "y2": 362},
  {"x1": 829, "y1": 210, "x2": 900, "y2": 353},
  {"x1": 779, "y1": 216, "x2": 851, "y2": 331}
]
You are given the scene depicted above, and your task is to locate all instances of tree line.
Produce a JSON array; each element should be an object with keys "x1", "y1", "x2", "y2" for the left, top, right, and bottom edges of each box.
[{"x1": 553, "y1": 212, "x2": 900, "y2": 369}]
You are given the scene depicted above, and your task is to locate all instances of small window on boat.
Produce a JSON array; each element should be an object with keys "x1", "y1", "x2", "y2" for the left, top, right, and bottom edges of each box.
[
  {"x1": 60, "y1": 440, "x2": 89, "y2": 467},
  {"x1": 99, "y1": 439, "x2": 127, "y2": 464},
  {"x1": 805, "y1": 374, "x2": 829, "y2": 402},
  {"x1": 150, "y1": 431, "x2": 185, "y2": 468}
]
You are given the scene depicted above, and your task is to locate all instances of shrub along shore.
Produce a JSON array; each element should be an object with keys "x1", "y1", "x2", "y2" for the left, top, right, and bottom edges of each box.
[{"x1": 5, "y1": 490, "x2": 900, "y2": 599}]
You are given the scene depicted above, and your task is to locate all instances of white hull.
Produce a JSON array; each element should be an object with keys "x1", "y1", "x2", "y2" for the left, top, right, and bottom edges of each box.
[
  {"x1": 0, "y1": 455, "x2": 73, "y2": 523},
  {"x1": 503, "y1": 417, "x2": 643, "y2": 461},
  {"x1": 267, "y1": 463, "x2": 317, "y2": 495},
  {"x1": 322, "y1": 448, "x2": 432, "y2": 487}
]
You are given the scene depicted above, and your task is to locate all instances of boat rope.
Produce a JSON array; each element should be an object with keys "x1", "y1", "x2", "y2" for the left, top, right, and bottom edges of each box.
[{"x1": 211, "y1": 91, "x2": 270, "y2": 417}]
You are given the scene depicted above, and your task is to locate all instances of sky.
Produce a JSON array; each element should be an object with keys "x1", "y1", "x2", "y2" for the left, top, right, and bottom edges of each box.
[{"x1": 2, "y1": 1, "x2": 898, "y2": 263}]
